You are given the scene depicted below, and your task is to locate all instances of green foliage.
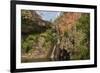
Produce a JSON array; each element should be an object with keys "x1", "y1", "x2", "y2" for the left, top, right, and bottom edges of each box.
[
  {"x1": 22, "y1": 35, "x2": 38, "y2": 53},
  {"x1": 72, "y1": 13, "x2": 90, "y2": 60},
  {"x1": 39, "y1": 29, "x2": 58, "y2": 50},
  {"x1": 21, "y1": 29, "x2": 57, "y2": 53},
  {"x1": 45, "y1": 29, "x2": 57, "y2": 43},
  {"x1": 76, "y1": 14, "x2": 90, "y2": 38}
]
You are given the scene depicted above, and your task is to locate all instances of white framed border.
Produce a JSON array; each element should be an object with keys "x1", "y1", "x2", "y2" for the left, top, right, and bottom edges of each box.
[{"x1": 16, "y1": 4, "x2": 95, "y2": 69}]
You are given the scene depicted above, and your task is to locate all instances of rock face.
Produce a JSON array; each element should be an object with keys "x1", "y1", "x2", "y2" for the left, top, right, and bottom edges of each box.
[
  {"x1": 50, "y1": 12, "x2": 82, "y2": 60},
  {"x1": 21, "y1": 10, "x2": 51, "y2": 35},
  {"x1": 55, "y1": 12, "x2": 81, "y2": 36}
]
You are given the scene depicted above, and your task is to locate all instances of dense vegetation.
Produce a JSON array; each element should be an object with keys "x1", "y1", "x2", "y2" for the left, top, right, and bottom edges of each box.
[
  {"x1": 70, "y1": 13, "x2": 90, "y2": 60},
  {"x1": 21, "y1": 10, "x2": 90, "y2": 62}
]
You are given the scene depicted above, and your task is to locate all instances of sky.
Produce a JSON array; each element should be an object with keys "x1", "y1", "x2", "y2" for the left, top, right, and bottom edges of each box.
[{"x1": 36, "y1": 11, "x2": 61, "y2": 22}]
